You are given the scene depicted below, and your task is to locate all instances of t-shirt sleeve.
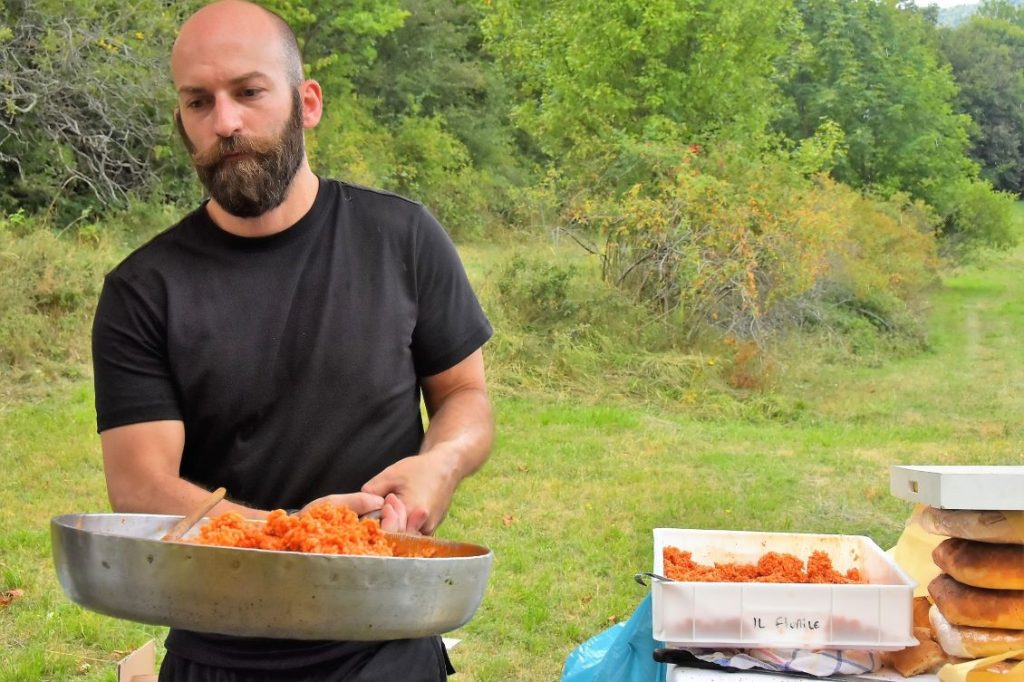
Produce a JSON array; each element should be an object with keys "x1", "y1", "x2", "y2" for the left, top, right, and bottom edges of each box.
[
  {"x1": 409, "y1": 207, "x2": 493, "y2": 377},
  {"x1": 92, "y1": 271, "x2": 183, "y2": 432}
]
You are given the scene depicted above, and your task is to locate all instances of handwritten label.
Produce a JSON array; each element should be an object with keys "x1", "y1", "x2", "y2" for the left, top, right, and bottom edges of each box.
[
  {"x1": 745, "y1": 613, "x2": 829, "y2": 643},
  {"x1": 752, "y1": 616, "x2": 822, "y2": 631}
]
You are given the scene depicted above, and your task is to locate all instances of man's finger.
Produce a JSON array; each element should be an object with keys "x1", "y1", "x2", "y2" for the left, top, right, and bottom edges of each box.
[
  {"x1": 360, "y1": 472, "x2": 398, "y2": 498},
  {"x1": 379, "y1": 494, "x2": 407, "y2": 532},
  {"x1": 348, "y1": 492, "x2": 386, "y2": 515},
  {"x1": 304, "y1": 492, "x2": 384, "y2": 516},
  {"x1": 380, "y1": 505, "x2": 400, "y2": 532},
  {"x1": 407, "y1": 507, "x2": 430, "y2": 535}
]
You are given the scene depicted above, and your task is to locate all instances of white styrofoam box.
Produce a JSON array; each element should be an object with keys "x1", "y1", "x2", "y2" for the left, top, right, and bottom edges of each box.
[
  {"x1": 652, "y1": 529, "x2": 917, "y2": 650},
  {"x1": 890, "y1": 465, "x2": 1024, "y2": 510}
]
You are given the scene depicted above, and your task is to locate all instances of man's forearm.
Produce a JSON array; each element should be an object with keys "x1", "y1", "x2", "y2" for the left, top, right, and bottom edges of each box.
[
  {"x1": 361, "y1": 350, "x2": 492, "y2": 533},
  {"x1": 101, "y1": 421, "x2": 270, "y2": 520},
  {"x1": 419, "y1": 386, "x2": 493, "y2": 484},
  {"x1": 107, "y1": 472, "x2": 268, "y2": 519}
]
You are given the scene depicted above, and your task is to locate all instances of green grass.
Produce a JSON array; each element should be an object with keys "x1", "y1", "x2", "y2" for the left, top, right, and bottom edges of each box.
[
  {"x1": 3, "y1": 239, "x2": 1024, "y2": 681},
  {"x1": 0, "y1": 385, "x2": 166, "y2": 681}
]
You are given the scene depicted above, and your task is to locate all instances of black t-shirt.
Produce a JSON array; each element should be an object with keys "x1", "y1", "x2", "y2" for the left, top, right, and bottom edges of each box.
[{"x1": 91, "y1": 178, "x2": 492, "y2": 669}]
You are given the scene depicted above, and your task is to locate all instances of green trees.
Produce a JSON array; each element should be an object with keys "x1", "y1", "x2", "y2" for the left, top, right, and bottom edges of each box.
[
  {"x1": 773, "y1": 0, "x2": 1017, "y2": 250},
  {"x1": 485, "y1": 0, "x2": 797, "y2": 160},
  {"x1": 775, "y1": 1, "x2": 973, "y2": 204},
  {"x1": 351, "y1": 0, "x2": 523, "y2": 235},
  {"x1": 0, "y1": 1, "x2": 197, "y2": 220},
  {"x1": 262, "y1": 0, "x2": 517, "y2": 237},
  {"x1": 357, "y1": 0, "x2": 523, "y2": 180},
  {"x1": 485, "y1": 0, "x2": 1024, "y2": 356},
  {"x1": 262, "y1": 0, "x2": 408, "y2": 90},
  {"x1": 939, "y1": 4, "x2": 1024, "y2": 195}
]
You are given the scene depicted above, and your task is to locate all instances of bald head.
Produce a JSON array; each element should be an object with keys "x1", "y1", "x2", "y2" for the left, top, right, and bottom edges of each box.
[{"x1": 172, "y1": 0, "x2": 303, "y2": 88}]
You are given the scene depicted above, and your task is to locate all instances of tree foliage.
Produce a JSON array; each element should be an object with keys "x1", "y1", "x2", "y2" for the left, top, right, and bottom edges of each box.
[
  {"x1": 355, "y1": 0, "x2": 521, "y2": 180},
  {"x1": 939, "y1": 7, "x2": 1024, "y2": 194},
  {"x1": 0, "y1": 1, "x2": 197, "y2": 219},
  {"x1": 258, "y1": 0, "x2": 521, "y2": 237},
  {"x1": 774, "y1": 0, "x2": 975, "y2": 204},
  {"x1": 484, "y1": 0, "x2": 799, "y2": 159},
  {"x1": 262, "y1": 0, "x2": 408, "y2": 91},
  {"x1": 975, "y1": 0, "x2": 1024, "y2": 24}
]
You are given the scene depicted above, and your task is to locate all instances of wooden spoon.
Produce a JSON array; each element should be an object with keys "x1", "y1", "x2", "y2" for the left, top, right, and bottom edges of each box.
[{"x1": 161, "y1": 487, "x2": 227, "y2": 542}]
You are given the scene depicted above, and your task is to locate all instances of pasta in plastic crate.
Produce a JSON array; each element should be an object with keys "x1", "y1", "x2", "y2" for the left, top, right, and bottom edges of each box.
[{"x1": 650, "y1": 528, "x2": 917, "y2": 650}]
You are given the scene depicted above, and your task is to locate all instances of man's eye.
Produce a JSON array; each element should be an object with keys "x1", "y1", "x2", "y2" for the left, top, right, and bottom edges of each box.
[
  {"x1": 241, "y1": 88, "x2": 261, "y2": 97},
  {"x1": 185, "y1": 99, "x2": 206, "y2": 109}
]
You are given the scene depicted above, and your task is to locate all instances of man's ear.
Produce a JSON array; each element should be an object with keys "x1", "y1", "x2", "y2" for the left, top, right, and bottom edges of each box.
[{"x1": 299, "y1": 80, "x2": 323, "y2": 129}]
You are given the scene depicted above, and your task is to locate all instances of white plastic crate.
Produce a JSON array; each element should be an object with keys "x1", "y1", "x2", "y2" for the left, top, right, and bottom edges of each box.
[{"x1": 651, "y1": 528, "x2": 917, "y2": 650}]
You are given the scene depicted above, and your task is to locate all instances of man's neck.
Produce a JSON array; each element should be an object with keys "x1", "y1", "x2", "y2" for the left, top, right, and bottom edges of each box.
[{"x1": 206, "y1": 164, "x2": 319, "y2": 238}]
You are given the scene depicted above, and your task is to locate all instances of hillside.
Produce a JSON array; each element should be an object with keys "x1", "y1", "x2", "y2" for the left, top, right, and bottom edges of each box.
[{"x1": 937, "y1": 0, "x2": 1024, "y2": 27}]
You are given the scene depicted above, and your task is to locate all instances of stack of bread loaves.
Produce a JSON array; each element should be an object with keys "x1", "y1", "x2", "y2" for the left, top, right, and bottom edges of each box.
[{"x1": 921, "y1": 507, "x2": 1024, "y2": 661}]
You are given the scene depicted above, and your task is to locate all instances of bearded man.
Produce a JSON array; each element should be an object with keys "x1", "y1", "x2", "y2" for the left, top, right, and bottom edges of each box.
[{"x1": 90, "y1": 1, "x2": 494, "y2": 679}]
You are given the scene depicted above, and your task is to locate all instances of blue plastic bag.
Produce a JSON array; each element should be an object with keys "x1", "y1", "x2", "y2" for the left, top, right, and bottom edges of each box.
[{"x1": 562, "y1": 594, "x2": 666, "y2": 682}]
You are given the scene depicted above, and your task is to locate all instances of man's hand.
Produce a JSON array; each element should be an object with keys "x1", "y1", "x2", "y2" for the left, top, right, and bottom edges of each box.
[
  {"x1": 300, "y1": 492, "x2": 383, "y2": 517},
  {"x1": 362, "y1": 349, "x2": 494, "y2": 535},
  {"x1": 301, "y1": 491, "x2": 410, "y2": 533},
  {"x1": 361, "y1": 452, "x2": 457, "y2": 534}
]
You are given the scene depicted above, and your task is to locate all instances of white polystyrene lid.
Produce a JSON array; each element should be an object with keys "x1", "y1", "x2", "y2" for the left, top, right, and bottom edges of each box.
[
  {"x1": 898, "y1": 465, "x2": 1024, "y2": 474},
  {"x1": 890, "y1": 465, "x2": 1024, "y2": 510}
]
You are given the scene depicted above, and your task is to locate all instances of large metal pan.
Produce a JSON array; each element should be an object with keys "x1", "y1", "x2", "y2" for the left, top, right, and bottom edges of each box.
[{"x1": 51, "y1": 513, "x2": 493, "y2": 641}]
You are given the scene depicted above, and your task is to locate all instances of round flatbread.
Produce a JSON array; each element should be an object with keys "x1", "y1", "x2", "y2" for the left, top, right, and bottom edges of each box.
[
  {"x1": 919, "y1": 507, "x2": 1024, "y2": 544},
  {"x1": 932, "y1": 538, "x2": 1024, "y2": 590},
  {"x1": 929, "y1": 604, "x2": 1024, "y2": 660},
  {"x1": 928, "y1": 573, "x2": 1024, "y2": 630}
]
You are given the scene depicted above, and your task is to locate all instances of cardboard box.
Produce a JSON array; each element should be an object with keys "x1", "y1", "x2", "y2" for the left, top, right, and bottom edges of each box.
[{"x1": 116, "y1": 640, "x2": 156, "y2": 682}]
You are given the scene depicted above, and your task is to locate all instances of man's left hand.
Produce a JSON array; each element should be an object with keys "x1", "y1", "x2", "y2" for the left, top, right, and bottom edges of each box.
[
  {"x1": 362, "y1": 350, "x2": 493, "y2": 535},
  {"x1": 361, "y1": 448, "x2": 459, "y2": 535}
]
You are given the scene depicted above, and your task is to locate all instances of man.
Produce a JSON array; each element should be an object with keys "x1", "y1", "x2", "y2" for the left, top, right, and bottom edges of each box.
[{"x1": 90, "y1": 1, "x2": 494, "y2": 679}]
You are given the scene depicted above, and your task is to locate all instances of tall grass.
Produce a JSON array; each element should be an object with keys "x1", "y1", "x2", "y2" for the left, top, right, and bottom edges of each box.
[{"x1": 0, "y1": 204, "x2": 176, "y2": 403}]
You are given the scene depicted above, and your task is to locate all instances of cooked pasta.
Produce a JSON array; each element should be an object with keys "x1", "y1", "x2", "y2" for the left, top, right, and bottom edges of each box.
[
  {"x1": 663, "y1": 546, "x2": 864, "y2": 583},
  {"x1": 190, "y1": 502, "x2": 401, "y2": 556}
]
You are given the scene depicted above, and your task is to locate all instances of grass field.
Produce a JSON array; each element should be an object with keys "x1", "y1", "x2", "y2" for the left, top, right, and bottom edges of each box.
[{"x1": 2, "y1": 236, "x2": 1023, "y2": 680}]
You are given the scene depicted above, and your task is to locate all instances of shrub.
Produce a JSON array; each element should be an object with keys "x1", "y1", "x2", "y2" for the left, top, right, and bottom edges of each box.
[
  {"x1": 0, "y1": 2, "x2": 197, "y2": 220},
  {"x1": 309, "y1": 90, "x2": 398, "y2": 190},
  {"x1": 310, "y1": 101, "x2": 499, "y2": 240},
  {"x1": 493, "y1": 255, "x2": 579, "y2": 328},
  {"x1": 934, "y1": 178, "x2": 1020, "y2": 254},
  {"x1": 561, "y1": 141, "x2": 941, "y2": 354}
]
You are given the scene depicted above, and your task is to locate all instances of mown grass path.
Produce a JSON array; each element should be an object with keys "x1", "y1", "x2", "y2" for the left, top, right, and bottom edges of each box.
[{"x1": 2, "y1": 243, "x2": 1023, "y2": 680}]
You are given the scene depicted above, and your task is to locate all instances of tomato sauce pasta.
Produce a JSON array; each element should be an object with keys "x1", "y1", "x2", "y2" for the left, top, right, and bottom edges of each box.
[
  {"x1": 663, "y1": 546, "x2": 864, "y2": 583},
  {"x1": 189, "y1": 502, "x2": 423, "y2": 556}
]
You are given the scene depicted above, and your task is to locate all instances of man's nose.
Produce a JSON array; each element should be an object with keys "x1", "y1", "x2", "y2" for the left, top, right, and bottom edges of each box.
[{"x1": 211, "y1": 94, "x2": 243, "y2": 138}]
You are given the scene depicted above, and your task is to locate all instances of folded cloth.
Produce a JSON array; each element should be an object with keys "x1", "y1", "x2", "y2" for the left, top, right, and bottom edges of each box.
[{"x1": 681, "y1": 647, "x2": 882, "y2": 677}]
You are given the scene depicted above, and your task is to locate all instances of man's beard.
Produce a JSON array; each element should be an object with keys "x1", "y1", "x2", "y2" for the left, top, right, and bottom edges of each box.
[{"x1": 177, "y1": 92, "x2": 305, "y2": 218}]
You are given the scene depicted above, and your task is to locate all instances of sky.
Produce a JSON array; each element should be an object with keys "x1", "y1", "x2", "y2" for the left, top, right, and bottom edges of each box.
[{"x1": 922, "y1": 0, "x2": 974, "y2": 6}]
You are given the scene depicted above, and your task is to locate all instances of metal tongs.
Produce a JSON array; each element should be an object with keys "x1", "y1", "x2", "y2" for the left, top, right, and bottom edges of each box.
[{"x1": 634, "y1": 571, "x2": 675, "y2": 586}]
